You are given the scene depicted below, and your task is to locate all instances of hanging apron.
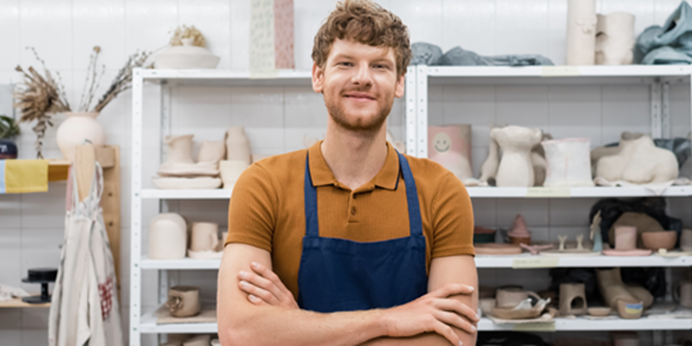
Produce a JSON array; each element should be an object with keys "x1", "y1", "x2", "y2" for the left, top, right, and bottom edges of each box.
[
  {"x1": 297, "y1": 151, "x2": 428, "y2": 312},
  {"x1": 48, "y1": 162, "x2": 123, "y2": 346}
]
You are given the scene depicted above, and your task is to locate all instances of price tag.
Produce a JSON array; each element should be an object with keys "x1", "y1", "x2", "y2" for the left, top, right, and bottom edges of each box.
[
  {"x1": 512, "y1": 257, "x2": 560, "y2": 269},
  {"x1": 541, "y1": 66, "x2": 580, "y2": 77},
  {"x1": 512, "y1": 322, "x2": 556, "y2": 332},
  {"x1": 525, "y1": 187, "x2": 571, "y2": 198}
]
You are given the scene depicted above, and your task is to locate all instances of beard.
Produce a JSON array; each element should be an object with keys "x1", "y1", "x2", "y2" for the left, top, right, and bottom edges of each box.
[{"x1": 324, "y1": 87, "x2": 393, "y2": 133}]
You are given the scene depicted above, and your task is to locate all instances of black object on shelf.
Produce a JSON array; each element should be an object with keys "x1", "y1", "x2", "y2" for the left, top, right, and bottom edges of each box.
[{"x1": 21, "y1": 268, "x2": 57, "y2": 304}]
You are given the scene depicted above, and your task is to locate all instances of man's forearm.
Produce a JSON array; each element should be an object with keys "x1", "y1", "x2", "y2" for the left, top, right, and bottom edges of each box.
[{"x1": 360, "y1": 331, "x2": 474, "y2": 346}]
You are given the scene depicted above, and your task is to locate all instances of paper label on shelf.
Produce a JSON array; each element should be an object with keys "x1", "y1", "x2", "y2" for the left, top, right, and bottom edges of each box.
[
  {"x1": 512, "y1": 257, "x2": 560, "y2": 269},
  {"x1": 525, "y1": 187, "x2": 571, "y2": 198},
  {"x1": 541, "y1": 66, "x2": 580, "y2": 77},
  {"x1": 512, "y1": 322, "x2": 556, "y2": 332}
]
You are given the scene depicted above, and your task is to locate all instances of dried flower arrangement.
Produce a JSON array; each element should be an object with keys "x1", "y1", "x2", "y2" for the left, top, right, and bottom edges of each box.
[
  {"x1": 14, "y1": 46, "x2": 151, "y2": 158},
  {"x1": 169, "y1": 25, "x2": 206, "y2": 47}
]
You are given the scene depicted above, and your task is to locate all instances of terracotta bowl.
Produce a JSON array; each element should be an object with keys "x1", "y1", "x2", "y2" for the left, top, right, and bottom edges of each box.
[
  {"x1": 641, "y1": 231, "x2": 677, "y2": 251},
  {"x1": 587, "y1": 307, "x2": 612, "y2": 317}
]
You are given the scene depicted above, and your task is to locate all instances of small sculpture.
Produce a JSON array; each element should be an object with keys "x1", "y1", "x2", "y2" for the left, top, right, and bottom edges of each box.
[
  {"x1": 595, "y1": 12, "x2": 635, "y2": 65},
  {"x1": 590, "y1": 210, "x2": 603, "y2": 253},
  {"x1": 520, "y1": 243, "x2": 554, "y2": 255},
  {"x1": 508, "y1": 215, "x2": 531, "y2": 245},
  {"x1": 566, "y1": 0, "x2": 597, "y2": 65},
  {"x1": 596, "y1": 268, "x2": 653, "y2": 311},
  {"x1": 559, "y1": 283, "x2": 588, "y2": 316},
  {"x1": 593, "y1": 134, "x2": 678, "y2": 185},
  {"x1": 576, "y1": 235, "x2": 584, "y2": 251},
  {"x1": 558, "y1": 235, "x2": 568, "y2": 251},
  {"x1": 428, "y1": 125, "x2": 472, "y2": 182},
  {"x1": 481, "y1": 126, "x2": 543, "y2": 187}
]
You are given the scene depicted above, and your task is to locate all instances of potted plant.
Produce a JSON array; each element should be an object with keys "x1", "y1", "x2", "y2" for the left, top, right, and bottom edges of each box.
[{"x1": 0, "y1": 115, "x2": 20, "y2": 159}]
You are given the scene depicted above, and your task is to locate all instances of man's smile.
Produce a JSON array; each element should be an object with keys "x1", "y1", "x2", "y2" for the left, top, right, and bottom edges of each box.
[{"x1": 344, "y1": 92, "x2": 376, "y2": 102}]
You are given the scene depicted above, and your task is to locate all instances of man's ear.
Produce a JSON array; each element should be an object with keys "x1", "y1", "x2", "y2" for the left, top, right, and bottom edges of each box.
[
  {"x1": 312, "y1": 63, "x2": 324, "y2": 93},
  {"x1": 394, "y1": 73, "x2": 406, "y2": 98}
]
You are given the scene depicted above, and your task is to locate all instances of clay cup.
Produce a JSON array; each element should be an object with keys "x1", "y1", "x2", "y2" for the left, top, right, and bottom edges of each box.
[
  {"x1": 190, "y1": 222, "x2": 219, "y2": 252},
  {"x1": 674, "y1": 281, "x2": 692, "y2": 308},
  {"x1": 616, "y1": 299, "x2": 643, "y2": 319},
  {"x1": 614, "y1": 226, "x2": 637, "y2": 250},
  {"x1": 166, "y1": 286, "x2": 201, "y2": 317}
]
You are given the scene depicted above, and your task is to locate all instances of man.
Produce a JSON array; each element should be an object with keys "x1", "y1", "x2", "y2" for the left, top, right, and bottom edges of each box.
[{"x1": 217, "y1": 1, "x2": 478, "y2": 345}]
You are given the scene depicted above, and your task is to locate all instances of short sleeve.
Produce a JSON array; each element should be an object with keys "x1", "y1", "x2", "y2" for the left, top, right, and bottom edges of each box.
[
  {"x1": 430, "y1": 172, "x2": 475, "y2": 258},
  {"x1": 225, "y1": 163, "x2": 277, "y2": 253}
]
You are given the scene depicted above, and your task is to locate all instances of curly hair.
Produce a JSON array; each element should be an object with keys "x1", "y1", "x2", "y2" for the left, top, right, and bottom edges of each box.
[{"x1": 312, "y1": 0, "x2": 411, "y2": 77}]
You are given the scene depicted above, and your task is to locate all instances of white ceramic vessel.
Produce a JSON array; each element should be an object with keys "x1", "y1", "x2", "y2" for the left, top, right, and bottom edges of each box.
[
  {"x1": 56, "y1": 112, "x2": 107, "y2": 161},
  {"x1": 149, "y1": 213, "x2": 187, "y2": 260},
  {"x1": 154, "y1": 39, "x2": 220, "y2": 70}
]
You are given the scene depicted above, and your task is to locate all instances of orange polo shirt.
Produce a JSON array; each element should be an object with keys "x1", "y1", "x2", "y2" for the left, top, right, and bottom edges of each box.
[{"x1": 225, "y1": 141, "x2": 474, "y2": 299}]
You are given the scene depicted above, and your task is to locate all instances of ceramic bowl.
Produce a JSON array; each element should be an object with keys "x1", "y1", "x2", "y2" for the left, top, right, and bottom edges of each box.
[
  {"x1": 616, "y1": 300, "x2": 643, "y2": 319},
  {"x1": 641, "y1": 231, "x2": 677, "y2": 251},
  {"x1": 587, "y1": 307, "x2": 612, "y2": 317}
]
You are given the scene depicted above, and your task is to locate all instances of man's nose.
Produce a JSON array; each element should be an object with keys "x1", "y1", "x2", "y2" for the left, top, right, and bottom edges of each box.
[{"x1": 351, "y1": 63, "x2": 373, "y2": 86}]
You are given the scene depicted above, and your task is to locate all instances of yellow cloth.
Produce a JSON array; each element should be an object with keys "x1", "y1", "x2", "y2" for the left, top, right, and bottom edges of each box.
[{"x1": 4, "y1": 159, "x2": 49, "y2": 193}]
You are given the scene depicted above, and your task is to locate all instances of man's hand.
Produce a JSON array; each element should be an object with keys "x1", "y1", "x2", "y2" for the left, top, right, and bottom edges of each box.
[
  {"x1": 237, "y1": 261, "x2": 299, "y2": 309},
  {"x1": 379, "y1": 284, "x2": 479, "y2": 346},
  {"x1": 239, "y1": 264, "x2": 478, "y2": 346}
]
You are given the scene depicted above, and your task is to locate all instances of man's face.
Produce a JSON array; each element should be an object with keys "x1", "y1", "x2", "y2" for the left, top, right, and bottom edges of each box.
[{"x1": 312, "y1": 38, "x2": 406, "y2": 133}]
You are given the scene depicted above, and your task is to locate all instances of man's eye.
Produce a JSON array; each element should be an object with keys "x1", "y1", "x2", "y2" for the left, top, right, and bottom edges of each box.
[{"x1": 339, "y1": 62, "x2": 353, "y2": 66}]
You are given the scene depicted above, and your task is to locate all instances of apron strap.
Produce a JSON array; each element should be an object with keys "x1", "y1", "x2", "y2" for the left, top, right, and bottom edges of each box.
[
  {"x1": 396, "y1": 151, "x2": 423, "y2": 237},
  {"x1": 304, "y1": 153, "x2": 319, "y2": 237}
]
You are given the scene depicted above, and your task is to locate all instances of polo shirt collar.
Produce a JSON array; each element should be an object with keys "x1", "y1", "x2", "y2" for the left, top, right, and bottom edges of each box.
[{"x1": 307, "y1": 140, "x2": 401, "y2": 191}]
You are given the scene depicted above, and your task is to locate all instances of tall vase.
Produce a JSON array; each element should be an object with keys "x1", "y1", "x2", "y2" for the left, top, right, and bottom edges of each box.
[
  {"x1": 56, "y1": 112, "x2": 107, "y2": 161},
  {"x1": 566, "y1": 0, "x2": 597, "y2": 65}
]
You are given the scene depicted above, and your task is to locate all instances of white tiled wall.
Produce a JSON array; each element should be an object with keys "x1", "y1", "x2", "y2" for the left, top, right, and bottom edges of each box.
[{"x1": 1, "y1": 0, "x2": 691, "y2": 345}]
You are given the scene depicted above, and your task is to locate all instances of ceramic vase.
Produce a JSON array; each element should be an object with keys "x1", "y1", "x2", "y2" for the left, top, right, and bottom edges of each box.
[
  {"x1": 225, "y1": 127, "x2": 252, "y2": 165},
  {"x1": 428, "y1": 125, "x2": 473, "y2": 181},
  {"x1": 559, "y1": 283, "x2": 588, "y2": 316},
  {"x1": 595, "y1": 12, "x2": 635, "y2": 65},
  {"x1": 56, "y1": 112, "x2": 107, "y2": 162},
  {"x1": 149, "y1": 213, "x2": 187, "y2": 260},
  {"x1": 491, "y1": 126, "x2": 543, "y2": 187},
  {"x1": 190, "y1": 222, "x2": 219, "y2": 252},
  {"x1": 220, "y1": 160, "x2": 249, "y2": 189},
  {"x1": 541, "y1": 138, "x2": 594, "y2": 187},
  {"x1": 566, "y1": 0, "x2": 597, "y2": 65},
  {"x1": 166, "y1": 286, "x2": 201, "y2": 317}
]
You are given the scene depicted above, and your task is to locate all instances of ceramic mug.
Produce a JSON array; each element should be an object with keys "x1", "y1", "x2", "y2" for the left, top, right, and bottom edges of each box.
[
  {"x1": 495, "y1": 287, "x2": 541, "y2": 309},
  {"x1": 681, "y1": 229, "x2": 692, "y2": 252},
  {"x1": 166, "y1": 286, "x2": 201, "y2": 317},
  {"x1": 190, "y1": 222, "x2": 219, "y2": 252},
  {"x1": 614, "y1": 226, "x2": 637, "y2": 250},
  {"x1": 674, "y1": 281, "x2": 692, "y2": 308}
]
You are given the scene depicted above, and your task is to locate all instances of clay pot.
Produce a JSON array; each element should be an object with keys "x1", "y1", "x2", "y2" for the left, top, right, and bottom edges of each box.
[
  {"x1": 680, "y1": 229, "x2": 692, "y2": 252},
  {"x1": 566, "y1": 0, "x2": 597, "y2": 65},
  {"x1": 616, "y1": 299, "x2": 643, "y2": 319},
  {"x1": 641, "y1": 231, "x2": 677, "y2": 251},
  {"x1": 190, "y1": 222, "x2": 219, "y2": 252},
  {"x1": 614, "y1": 226, "x2": 637, "y2": 250},
  {"x1": 197, "y1": 140, "x2": 225, "y2": 164},
  {"x1": 220, "y1": 160, "x2": 249, "y2": 189},
  {"x1": 166, "y1": 286, "x2": 201, "y2": 317},
  {"x1": 559, "y1": 283, "x2": 588, "y2": 316},
  {"x1": 496, "y1": 287, "x2": 540, "y2": 309},
  {"x1": 587, "y1": 307, "x2": 611, "y2": 317},
  {"x1": 56, "y1": 112, "x2": 107, "y2": 162},
  {"x1": 474, "y1": 243, "x2": 522, "y2": 255},
  {"x1": 163, "y1": 135, "x2": 195, "y2": 165},
  {"x1": 182, "y1": 334, "x2": 210, "y2": 346},
  {"x1": 149, "y1": 213, "x2": 187, "y2": 260},
  {"x1": 541, "y1": 138, "x2": 594, "y2": 188},
  {"x1": 428, "y1": 125, "x2": 473, "y2": 181},
  {"x1": 673, "y1": 280, "x2": 692, "y2": 308},
  {"x1": 225, "y1": 127, "x2": 251, "y2": 164}
]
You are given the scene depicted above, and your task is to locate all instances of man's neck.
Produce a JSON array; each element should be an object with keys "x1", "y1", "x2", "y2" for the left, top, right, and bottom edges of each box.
[{"x1": 320, "y1": 120, "x2": 388, "y2": 191}]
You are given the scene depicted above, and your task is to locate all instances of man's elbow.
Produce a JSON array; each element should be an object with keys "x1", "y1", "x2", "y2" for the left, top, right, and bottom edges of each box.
[{"x1": 218, "y1": 319, "x2": 256, "y2": 346}]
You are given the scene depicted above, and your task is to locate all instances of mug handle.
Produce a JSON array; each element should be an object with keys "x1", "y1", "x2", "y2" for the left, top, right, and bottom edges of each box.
[
  {"x1": 526, "y1": 291, "x2": 542, "y2": 304},
  {"x1": 673, "y1": 283, "x2": 681, "y2": 303}
]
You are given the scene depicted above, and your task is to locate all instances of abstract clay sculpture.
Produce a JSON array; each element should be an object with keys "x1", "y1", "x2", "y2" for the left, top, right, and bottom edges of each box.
[
  {"x1": 482, "y1": 126, "x2": 543, "y2": 187},
  {"x1": 225, "y1": 127, "x2": 252, "y2": 165},
  {"x1": 541, "y1": 138, "x2": 594, "y2": 188},
  {"x1": 149, "y1": 213, "x2": 188, "y2": 260},
  {"x1": 590, "y1": 210, "x2": 604, "y2": 253},
  {"x1": 595, "y1": 12, "x2": 636, "y2": 65},
  {"x1": 559, "y1": 283, "x2": 588, "y2": 316},
  {"x1": 593, "y1": 134, "x2": 678, "y2": 185},
  {"x1": 596, "y1": 268, "x2": 653, "y2": 310},
  {"x1": 428, "y1": 125, "x2": 473, "y2": 183},
  {"x1": 166, "y1": 286, "x2": 201, "y2": 318},
  {"x1": 566, "y1": 0, "x2": 597, "y2": 65},
  {"x1": 508, "y1": 214, "x2": 531, "y2": 245}
]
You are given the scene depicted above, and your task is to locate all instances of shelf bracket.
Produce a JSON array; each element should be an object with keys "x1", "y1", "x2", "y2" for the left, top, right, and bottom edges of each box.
[
  {"x1": 651, "y1": 80, "x2": 662, "y2": 139},
  {"x1": 405, "y1": 66, "x2": 417, "y2": 156},
  {"x1": 416, "y1": 65, "x2": 429, "y2": 158}
]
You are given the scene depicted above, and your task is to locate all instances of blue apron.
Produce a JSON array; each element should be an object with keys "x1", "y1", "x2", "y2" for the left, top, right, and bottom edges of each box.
[{"x1": 297, "y1": 151, "x2": 428, "y2": 312}]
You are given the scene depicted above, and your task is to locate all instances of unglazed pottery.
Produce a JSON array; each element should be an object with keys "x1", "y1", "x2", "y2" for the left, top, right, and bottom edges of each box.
[
  {"x1": 615, "y1": 226, "x2": 637, "y2": 250},
  {"x1": 596, "y1": 268, "x2": 652, "y2": 309},
  {"x1": 594, "y1": 134, "x2": 678, "y2": 185},
  {"x1": 166, "y1": 286, "x2": 201, "y2": 317},
  {"x1": 56, "y1": 112, "x2": 107, "y2": 161},
  {"x1": 149, "y1": 213, "x2": 187, "y2": 260},
  {"x1": 520, "y1": 243, "x2": 554, "y2": 255},
  {"x1": 541, "y1": 138, "x2": 594, "y2": 187},
  {"x1": 220, "y1": 160, "x2": 249, "y2": 189},
  {"x1": 587, "y1": 307, "x2": 612, "y2": 317},
  {"x1": 559, "y1": 283, "x2": 588, "y2": 316},
  {"x1": 508, "y1": 214, "x2": 531, "y2": 245},
  {"x1": 616, "y1": 299, "x2": 643, "y2": 319},
  {"x1": 487, "y1": 126, "x2": 543, "y2": 187},
  {"x1": 197, "y1": 140, "x2": 225, "y2": 164},
  {"x1": 428, "y1": 125, "x2": 473, "y2": 182},
  {"x1": 566, "y1": 0, "x2": 597, "y2": 65},
  {"x1": 496, "y1": 287, "x2": 541, "y2": 309},
  {"x1": 182, "y1": 334, "x2": 211, "y2": 346},
  {"x1": 673, "y1": 280, "x2": 692, "y2": 308},
  {"x1": 681, "y1": 229, "x2": 692, "y2": 252},
  {"x1": 158, "y1": 135, "x2": 220, "y2": 177},
  {"x1": 154, "y1": 39, "x2": 220, "y2": 69},
  {"x1": 225, "y1": 127, "x2": 252, "y2": 165},
  {"x1": 163, "y1": 135, "x2": 195, "y2": 165},
  {"x1": 190, "y1": 222, "x2": 219, "y2": 252},
  {"x1": 474, "y1": 243, "x2": 522, "y2": 255},
  {"x1": 595, "y1": 12, "x2": 635, "y2": 65},
  {"x1": 152, "y1": 177, "x2": 222, "y2": 189},
  {"x1": 641, "y1": 231, "x2": 677, "y2": 251},
  {"x1": 608, "y1": 212, "x2": 665, "y2": 248}
]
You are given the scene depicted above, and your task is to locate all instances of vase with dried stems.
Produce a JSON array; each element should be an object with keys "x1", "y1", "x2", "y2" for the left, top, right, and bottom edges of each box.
[{"x1": 14, "y1": 46, "x2": 151, "y2": 160}]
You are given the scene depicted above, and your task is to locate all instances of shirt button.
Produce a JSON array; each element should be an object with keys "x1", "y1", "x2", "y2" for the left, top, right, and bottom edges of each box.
[{"x1": 351, "y1": 207, "x2": 357, "y2": 215}]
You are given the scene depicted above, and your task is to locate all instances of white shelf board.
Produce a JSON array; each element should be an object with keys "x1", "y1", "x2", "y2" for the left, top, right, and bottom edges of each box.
[
  {"x1": 466, "y1": 186, "x2": 692, "y2": 198},
  {"x1": 478, "y1": 316, "x2": 692, "y2": 331},
  {"x1": 476, "y1": 254, "x2": 692, "y2": 268},
  {"x1": 139, "y1": 189, "x2": 232, "y2": 199},
  {"x1": 138, "y1": 69, "x2": 312, "y2": 86},
  {"x1": 140, "y1": 256, "x2": 221, "y2": 269},
  {"x1": 139, "y1": 315, "x2": 692, "y2": 334},
  {"x1": 140, "y1": 254, "x2": 691, "y2": 270}
]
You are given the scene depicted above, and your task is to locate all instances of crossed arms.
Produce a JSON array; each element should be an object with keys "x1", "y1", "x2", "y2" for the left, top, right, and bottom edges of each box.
[{"x1": 217, "y1": 243, "x2": 479, "y2": 346}]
